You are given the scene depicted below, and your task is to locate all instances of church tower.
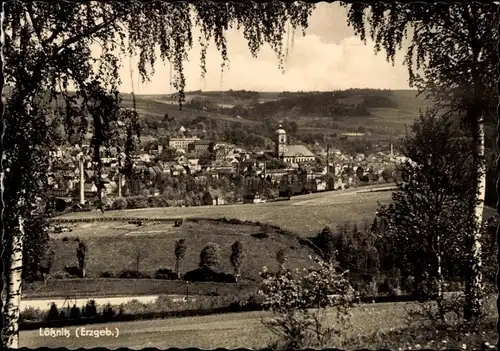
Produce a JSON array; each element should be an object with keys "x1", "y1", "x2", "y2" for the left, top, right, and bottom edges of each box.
[{"x1": 275, "y1": 125, "x2": 287, "y2": 157}]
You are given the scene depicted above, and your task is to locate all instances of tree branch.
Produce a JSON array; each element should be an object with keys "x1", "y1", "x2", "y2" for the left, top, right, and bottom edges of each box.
[
  {"x1": 52, "y1": 8, "x2": 125, "y2": 59},
  {"x1": 25, "y1": 4, "x2": 43, "y2": 47}
]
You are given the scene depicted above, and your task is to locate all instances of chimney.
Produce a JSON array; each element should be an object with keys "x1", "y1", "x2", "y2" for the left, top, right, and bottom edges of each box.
[
  {"x1": 118, "y1": 171, "x2": 122, "y2": 198},
  {"x1": 390, "y1": 143, "x2": 394, "y2": 157},
  {"x1": 326, "y1": 145, "x2": 330, "y2": 173},
  {"x1": 79, "y1": 155, "x2": 85, "y2": 205}
]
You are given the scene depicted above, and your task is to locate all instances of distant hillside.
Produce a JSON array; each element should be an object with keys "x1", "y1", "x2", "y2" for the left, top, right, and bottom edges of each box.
[{"x1": 122, "y1": 89, "x2": 435, "y2": 150}]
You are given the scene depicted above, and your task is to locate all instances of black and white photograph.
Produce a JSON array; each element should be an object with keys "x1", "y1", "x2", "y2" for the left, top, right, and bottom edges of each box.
[{"x1": 1, "y1": 1, "x2": 499, "y2": 349}]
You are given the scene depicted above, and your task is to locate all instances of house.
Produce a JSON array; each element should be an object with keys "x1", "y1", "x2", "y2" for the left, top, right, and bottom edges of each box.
[
  {"x1": 215, "y1": 144, "x2": 229, "y2": 160},
  {"x1": 194, "y1": 173, "x2": 209, "y2": 185},
  {"x1": 275, "y1": 126, "x2": 316, "y2": 164},
  {"x1": 202, "y1": 188, "x2": 226, "y2": 206},
  {"x1": 192, "y1": 140, "x2": 212, "y2": 156},
  {"x1": 316, "y1": 179, "x2": 327, "y2": 192},
  {"x1": 265, "y1": 169, "x2": 289, "y2": 182},
  {"x1": 243, "y1": 192, "x2": 265, "y2": 204},
  {"x1": 175, "y1": 154, "x2": 187, "y2": 164},
  {"x1": 170, "y1": 164, "x2": 186, "y2": 177},
  {"x1": 83, "y1": 182, "x2": 98, "y2": 198},
  {"x1": 169, "y1": 137, "x2": 200, "y2": 151}
]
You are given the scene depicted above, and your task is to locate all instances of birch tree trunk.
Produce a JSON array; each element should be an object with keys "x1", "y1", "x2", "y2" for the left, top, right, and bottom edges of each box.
[
  {"x1": 436, "y1": 233, "x2": 445, "y2": 322},
  {"x1": 464, "y1": 119, "x2": 485, "y2": 322},
  {"x1": 2, "y1": 215, "x2": 25, "y2": 348}
]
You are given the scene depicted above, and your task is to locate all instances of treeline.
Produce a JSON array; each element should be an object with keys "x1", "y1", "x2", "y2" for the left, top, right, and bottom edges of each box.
[
  {"x1": 307, "y1": 216, "x2": 496, "y2": 297},
  {"x1": 248, "y1": 92, "x2": 371, "y2": 118},
  {"x1": 186, "y1": 90, "x2": 260, "y2": 100},
  {"x1": 184, "y1": 89, "x2": 398, "y2": 121},
  {"x1": 277, "y1": 88, "x2": 395, "y2": 99}
]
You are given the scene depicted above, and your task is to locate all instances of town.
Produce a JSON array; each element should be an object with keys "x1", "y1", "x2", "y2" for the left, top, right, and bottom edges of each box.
[{"x1": 47, "y1": 123, "x2": 403, "y2": 212}]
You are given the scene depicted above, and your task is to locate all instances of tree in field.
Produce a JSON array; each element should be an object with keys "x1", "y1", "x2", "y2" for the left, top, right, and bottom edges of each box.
[
  {"x1": 199, "y1": 243, "x2": 221, "y2": 270},
  {"x1": 75, "y1": 239, "x2": 88, "y2": 278},
  {"x1": 230, "y1": 241, "x2": 243, "y2": 282},
  {"x1": 174, "y1": 239, "x2": 187, "y2": 279},
  {"x1": 38, "y1": 247, "x2": 56, "y2": 283},
  {"x1": 1, "y1": 2, "x2": 314, "y2": 346},
  {"x1": 376, "y1": 109, "x2": 475, "y2": 322},
  {"x1": 343, "y1": 2, "x2": 498, "y2": 322}
]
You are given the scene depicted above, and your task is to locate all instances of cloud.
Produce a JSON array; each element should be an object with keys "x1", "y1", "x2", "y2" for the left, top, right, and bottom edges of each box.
[
  {"x1": 118, "y1": 30, "x2": 411, "y2": 94},
  {"x1": 95, "y1": 3, "x2": 412, "y2": 93}
]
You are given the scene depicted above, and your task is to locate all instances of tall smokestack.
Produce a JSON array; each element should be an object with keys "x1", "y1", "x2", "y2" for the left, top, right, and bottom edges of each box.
[
  {"x1": 390, "y1": 143, "x2": 394, "y2": 157},
  {"x1": 79, "y1": 154, "x2": 85, "y2": 205},
  {"x1": 118, "y1": 171, "x2": 122, "y2": 198},
  {"x1": 326, "y1": 145, "x2": 330, "y2": 173}
]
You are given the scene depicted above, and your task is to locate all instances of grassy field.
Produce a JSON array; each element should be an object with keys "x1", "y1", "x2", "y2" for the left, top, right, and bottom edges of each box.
[
  {"x1": 55, "y1": 187, "x2": 395, "y2": 236},
  {"x1": 46, "y1": 219, "x2": 317, "y2": 283},
  {"x1": 54, "y1": 186, "x2": 497, "y2": 236},
  {"x1": 121, "y1": 94, "x2": 259, "y2": 125},
  {"x1": 18, "y1": 295, "x2": 496, "y2": 349},
  {"x1": 16, "y1": 301, "x2": 428, "y2": 348},
  {"x1": 43, "y1": 188, "x2": 392, "y2": 298}
]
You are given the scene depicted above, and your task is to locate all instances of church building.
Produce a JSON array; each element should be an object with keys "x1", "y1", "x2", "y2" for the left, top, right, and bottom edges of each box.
[{"x1": 275, "y1": 125, "x2": 316, "y2": 164}]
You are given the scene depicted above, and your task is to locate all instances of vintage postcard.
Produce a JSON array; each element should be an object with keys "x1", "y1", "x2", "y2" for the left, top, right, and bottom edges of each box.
[{"x1": 1, "y1": 1, "x2": 498, "y2": 349}]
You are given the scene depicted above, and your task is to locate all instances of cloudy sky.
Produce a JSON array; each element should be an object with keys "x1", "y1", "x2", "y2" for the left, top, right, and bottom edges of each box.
[{"x1": 111, "y1": 3, "x2": 411, "y2": 94}]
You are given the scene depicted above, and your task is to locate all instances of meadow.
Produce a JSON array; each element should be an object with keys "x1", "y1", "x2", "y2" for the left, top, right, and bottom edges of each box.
[
  {"x1": 55, "y1": 186, "x2": 395, "y2": 236},
  {"x1": 36, "y1": 188, "x2": 393, "y2": 298},
  {"x1": 45, "y1": 219, "x2": 316, "y2": 283},
  {"x1": 121, "y1": 94, "x2": 259, "y2": 126}
]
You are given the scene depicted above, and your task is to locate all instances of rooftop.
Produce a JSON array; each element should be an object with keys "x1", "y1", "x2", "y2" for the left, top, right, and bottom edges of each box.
[{"x1": 282, "y1": 145, "x2": 315, "y2": 158}]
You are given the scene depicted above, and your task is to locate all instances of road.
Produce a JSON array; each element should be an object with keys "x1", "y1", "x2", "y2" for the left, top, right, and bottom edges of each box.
[{"x1": 19, "y1": 301, "x2": 418, "y2": 349}]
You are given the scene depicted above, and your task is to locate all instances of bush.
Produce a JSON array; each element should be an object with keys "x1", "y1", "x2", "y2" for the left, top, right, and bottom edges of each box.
[
  {"x1": 111, "y1": 197, "x2": 128, "y2": 210},
  {"x1": 154, "y1": 268, "x2": 179, "y2": 280},
  {"x1": 378, "y1": 277, "x2": 401, "y2": 295},
  {"x1": 63, "y1": 265, "x2": 82, "y2": 278},
  {"x1": 126, "y1": 196, "x2": 149, "y2": 209},
  {"x1": 252, "y1": 232, "x2": 269, "y2": 239},
  {"x1": 46, "y1": 303, "x2": 59, "y2": 322},
  {"x1": 82, "y1": 300, "x2": 98, "y2": 318},
  {"x1": 20, "y1": 307, "x2": 45, "y2": 323},
  {"x1": 184, "y1": 267, "x2": 236, "y2": 283},
  {"x1": 100, "y1": 271, "x2": 116, "y2": 278},
  {"x1": 118, "y1": 270, "x2": 151, "y2": 279},
  {"x1": 102, "y1": 303, "x2": 116, "y2": 321},
  {"x1": 259, "y1": 256, "x2": 355, "y2": 349},
  {"x1": 199, "y1": 243, "x2": 221, "y2": 269},
  {"x1": 69, "y1": 304, "x2": 81, "y2": 320}
]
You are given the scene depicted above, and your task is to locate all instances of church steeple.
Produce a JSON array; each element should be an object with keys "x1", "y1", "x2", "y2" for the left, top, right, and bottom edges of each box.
[{"x1": 275, "y1": 125, "x2": 287, "y2": 157}]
